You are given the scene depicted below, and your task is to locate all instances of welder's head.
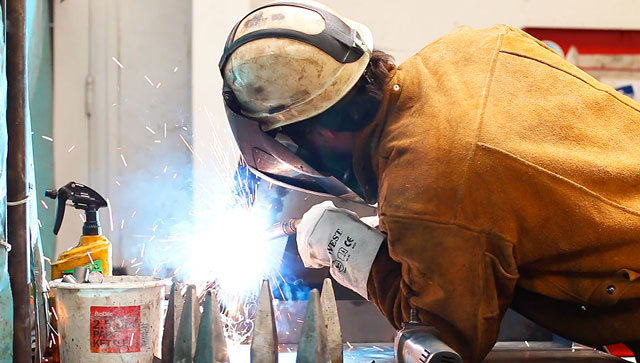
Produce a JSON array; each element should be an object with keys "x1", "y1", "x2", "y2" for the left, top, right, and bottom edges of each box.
[
  {"x1": 219, "y1": 1, "x2": 390, "y2": 202},
  {"x1": 219, "y1": 0, "x2": 373, "y2": 130}
]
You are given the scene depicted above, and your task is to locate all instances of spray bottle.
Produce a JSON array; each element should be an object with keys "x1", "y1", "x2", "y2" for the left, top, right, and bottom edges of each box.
[{"x1": 45, "y1": 181, "x2": 113, "y2": 279}]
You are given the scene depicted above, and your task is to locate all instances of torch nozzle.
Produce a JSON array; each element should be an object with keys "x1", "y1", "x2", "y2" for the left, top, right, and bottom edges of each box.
[{"x1": 265, "y1": 218, "x2": 301, "y2": 240}]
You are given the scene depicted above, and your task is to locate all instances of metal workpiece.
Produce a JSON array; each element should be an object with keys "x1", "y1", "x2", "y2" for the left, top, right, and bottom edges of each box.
[
  {"x1": 296, "y1": 289, "x2": 329, "y2": 363},
  {"x1": 321, "y1": 279, "x2": 343, "y2": 363},
  {"x1": 175, "y1": 285, "x2": 201, "y2": 363},
  {"x1": 61, "y1": 275, "x2": 77, "y2": 284},
  {"x1": 87, "y1": 270, "x2": 104, "y2": 284},
  {"x1": 72, "y1": 265, "x2": 89, "y2": 283},
  {"x1": 251, "y1": 279, "x2": 278, "y2": 363},
  {"x1": 194, "y1": 290, "x2": 229, "y2": 363},
  {"x1": 162, "y1": 283, "x2": 179, "y2": 363},
  {"x1": 394, "y1": 308, "x2": 462, "y2": 363}
]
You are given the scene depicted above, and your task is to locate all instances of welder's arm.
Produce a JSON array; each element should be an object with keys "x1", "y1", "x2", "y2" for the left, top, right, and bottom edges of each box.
[
  {"x1": 296, "y1": 201, "x2": 385, "y2": 298},
  {"x1": 367, "y1": 218, "x2": 518, "y2": 362}
]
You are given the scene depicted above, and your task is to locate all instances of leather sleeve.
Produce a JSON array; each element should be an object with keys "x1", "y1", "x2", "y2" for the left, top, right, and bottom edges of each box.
[{"x1": 367, "y1": 217, "x2": 518, "y2": 362}]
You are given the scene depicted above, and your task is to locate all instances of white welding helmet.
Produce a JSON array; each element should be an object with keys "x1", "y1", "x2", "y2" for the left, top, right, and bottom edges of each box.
[
  {"x1": 220, "y1": 1, "x2": 373, "y2": 131},
  {"x1": 220, "y1": 1, "x2": 373, "y2": 202}
]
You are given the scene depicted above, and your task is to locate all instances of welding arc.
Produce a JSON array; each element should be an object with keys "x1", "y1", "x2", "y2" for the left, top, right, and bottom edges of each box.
[{"x1": 265, "y1": 218, "x2": 300, "y2": 240}]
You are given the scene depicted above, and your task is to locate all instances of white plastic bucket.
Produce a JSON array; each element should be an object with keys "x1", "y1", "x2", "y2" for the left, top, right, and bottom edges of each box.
[{"x1": 50, "y1": 275, "x2": 170, "y2": 363}]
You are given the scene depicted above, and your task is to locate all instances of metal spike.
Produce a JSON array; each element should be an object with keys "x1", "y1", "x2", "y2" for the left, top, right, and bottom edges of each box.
[
  {"x1": 321, "y1": 279, "x2": 343, "y2": 363},
  {"x1": 297, "y1": 289, "x2": 329, "y2": 363},
  {"x1": 194, "y1": 290, "x2": 229, "y2": 363},
  {"x1": 174, "y1": 285, "x2": 200, "y2": 363},
  {"x1": 162, "y1": 282, "x2": 179, "y2": 363},
  {"x1": 251, "y1": 279, "x2": 278, "y2": 363}
]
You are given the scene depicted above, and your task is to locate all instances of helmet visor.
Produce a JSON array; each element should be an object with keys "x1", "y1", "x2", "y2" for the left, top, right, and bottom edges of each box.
[{"x1": 224, "y1": 89, "x2": 364, "y2": 202}]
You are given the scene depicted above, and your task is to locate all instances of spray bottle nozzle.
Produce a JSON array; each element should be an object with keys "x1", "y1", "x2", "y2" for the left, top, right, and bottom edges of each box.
[{"x1": 45, "y1": 182, "x2": 108, "y2": 236}]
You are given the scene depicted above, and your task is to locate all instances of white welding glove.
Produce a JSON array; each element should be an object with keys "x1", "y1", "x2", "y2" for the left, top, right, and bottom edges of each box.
[{"x1": 297, "y1": 201, "x2": 385, "y2": 298}]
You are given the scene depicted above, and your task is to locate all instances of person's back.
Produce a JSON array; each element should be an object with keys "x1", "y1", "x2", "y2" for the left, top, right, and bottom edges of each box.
[{"x1": 358, "y1": 25, "x2": 640, "y2": 361}]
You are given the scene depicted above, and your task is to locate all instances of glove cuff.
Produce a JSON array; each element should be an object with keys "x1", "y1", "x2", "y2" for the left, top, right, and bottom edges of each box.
[{"x1": 328, "y1": 224, "x2": 385, "y2": 299}]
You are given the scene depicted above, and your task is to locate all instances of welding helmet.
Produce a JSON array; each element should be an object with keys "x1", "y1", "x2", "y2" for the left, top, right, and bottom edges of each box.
[{"x1": 220, "y1": 1, "x2": 373, "y2": 202}]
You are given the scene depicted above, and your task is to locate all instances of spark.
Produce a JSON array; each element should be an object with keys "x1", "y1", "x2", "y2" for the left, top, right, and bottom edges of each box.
[
  {"x1": 43, "y1": 256, "x2": 51, "y2": 264},
  {"x1": 164, "y1": 123, "x2": 167, "y2": 138},
  {"x1": 173, "y1": 66, "x2": 179, "y2": 72},
  {"x1": 120, "y1": 219, "x2": 125, "y2": 230},
  {"x1": 163, "y1": 165, "x2": 168, "y2": 174},
  {"x1": 525, "y1": 340, "x2": 530, "y2": 347},
  {"x1": 87, "y1": 253, "x2": 94, "y2": 265},
  {"x1": 140, "y1": 243, "x2": 146, "y2": 258},
  {"x1": 106, "y1": 198, "x2": 114, "y2": 232},
  {"x1": 131, "y1": 210, "x2": 137, "y2": 218},
  {"x1": 50, "y1": 307, "x2": 58, "y2": 321},
  {"x1": 155, "y1": 82, "x2": 162, "y2": 89},
  {"x1": 373, "y1": 345, "x2": 384, "y2": 352},
  {"x1": 48, "y1": 322, "x2": 59, "y2": 337},
  {"x1": 115, "y1": 180, "x2": 121, "y2": 186},
  {"x1": 154, "y1": 140, "x2": 161, "y2": 143},
  {"x1": 50, "y1": 332, "x2": 56, "y2": 345},
  {"x1": 41, "y1": 135, "x2": 53, "y2": 142},
  {"x1": 120, "y1": 154, "x2": 128, "y2": 167},
  {"x1": 145, "y1": 126, "x2": 156, "y2": 135},
  {"x1": 40, "y1": 200, "x2": 49, "y2": 209},
  {"x1": 67, "y1": 145, "x2": 75, "y2": 153},
  {"x1": 111, "y1": 57, "x2": 124, "y2": 68},
  {"x1": 172, "y1": 173, "x2": 178, "y2": 179},
  {"x1": 135, "y1": 267, "x2": 141, "y2": 275},
  {"x1": 78, "y1": 213, "x2": 86, "y2": 223},
  {"x1": 144, "y1": 75, "x2": 154, "y2": 87},
  {"x1": 346, "y1": 341, "x2": 354, "y2": 350},
  {"x1": 178, "y1": 134, "x2": 203, "y2": 163},
  {"x1": 131, "y1": 262, "x2": 143, "y2": 268},
  {"x1": 149, "y1": 235, "x2": 156, "y2": 242},
  {"x1": 129, "y1": 333, "x2": 135, "y2": 346}
]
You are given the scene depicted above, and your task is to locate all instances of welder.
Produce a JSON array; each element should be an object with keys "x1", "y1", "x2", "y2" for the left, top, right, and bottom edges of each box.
[{"x1": 219, "y1": 1, "x2": 640, "y2": 361}]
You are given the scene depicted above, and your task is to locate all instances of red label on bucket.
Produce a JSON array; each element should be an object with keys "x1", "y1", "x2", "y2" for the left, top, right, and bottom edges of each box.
[{"x1": 90, "y1": 306, "x2": 141, "y2": 353}]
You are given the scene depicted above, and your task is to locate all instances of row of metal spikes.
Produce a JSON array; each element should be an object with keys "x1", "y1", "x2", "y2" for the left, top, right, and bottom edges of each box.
[{"x1": 161, "y1": 278, "x2": 344, "y2": 363}]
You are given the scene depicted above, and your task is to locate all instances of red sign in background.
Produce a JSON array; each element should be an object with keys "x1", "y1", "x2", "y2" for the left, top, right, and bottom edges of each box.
[{"x1": 90, "y1": 305, "x2": 141, "y2": 353}]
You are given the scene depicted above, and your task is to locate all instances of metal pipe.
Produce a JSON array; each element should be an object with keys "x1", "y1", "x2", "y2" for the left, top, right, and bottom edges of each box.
[
  {"x1": 5, "y1": 0, "x2": 31, "y2": 361},
  {"x1": 394, "y1": 309, "x2": 462, "y2": 363}
]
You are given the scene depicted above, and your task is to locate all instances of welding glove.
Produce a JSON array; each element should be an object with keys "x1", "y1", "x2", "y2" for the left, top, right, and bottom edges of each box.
[{"x1": 297, "y1": 201, "x2": 385, "y2": 298}]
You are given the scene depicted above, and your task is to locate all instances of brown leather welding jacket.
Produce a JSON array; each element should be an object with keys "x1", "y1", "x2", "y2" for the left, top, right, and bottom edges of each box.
[{"x1": 354, "y1": 25, "x2": 640, "y2": 362}]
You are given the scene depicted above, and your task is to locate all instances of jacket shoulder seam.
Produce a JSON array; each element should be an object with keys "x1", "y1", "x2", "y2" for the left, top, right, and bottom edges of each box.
[
  {"x1": 451, "y1": 26, "x2": 510, "y2": 223},
  {"x1": 499, "y1": 50, "x2": 640, "y2": 114},
  {"x1": 477, "y1": 142, "x2": 640, "y2": 217}
]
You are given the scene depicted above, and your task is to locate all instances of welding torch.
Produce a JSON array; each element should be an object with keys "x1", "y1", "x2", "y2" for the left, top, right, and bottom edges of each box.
[{"x1": 265, "y1": 218, "x2": 301, "y2": 240}]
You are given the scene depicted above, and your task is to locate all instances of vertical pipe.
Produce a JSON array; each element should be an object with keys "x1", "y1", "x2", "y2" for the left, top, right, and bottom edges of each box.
[{"x1": 5, "y1": 0, "x2": 31, "y2": 361}]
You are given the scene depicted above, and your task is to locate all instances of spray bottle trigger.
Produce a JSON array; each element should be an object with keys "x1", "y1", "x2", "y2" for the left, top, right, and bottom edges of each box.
[{"x1": 45, "y1": 188, "x2": 68, "y2": 235}]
